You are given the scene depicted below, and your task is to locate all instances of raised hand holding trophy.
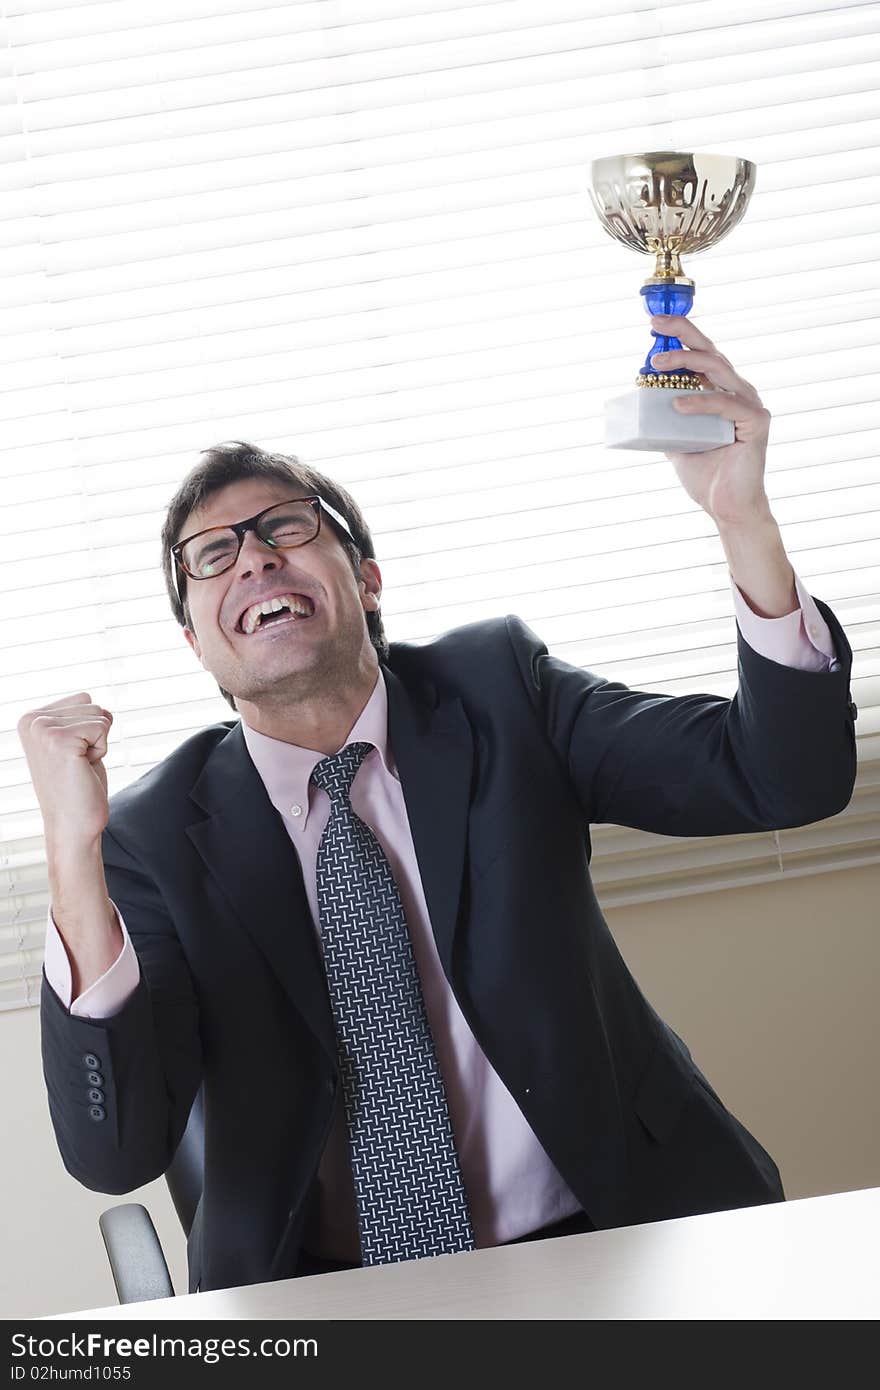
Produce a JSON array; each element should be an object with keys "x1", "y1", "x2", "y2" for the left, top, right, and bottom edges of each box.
[{"x1": 588, "y1": 152, "x2": 756, "y2": 453}]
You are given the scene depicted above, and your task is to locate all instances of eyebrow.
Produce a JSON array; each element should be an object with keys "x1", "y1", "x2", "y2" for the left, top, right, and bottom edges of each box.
[{"x1": 197, "y1": 535, "x2": 233, "y2": 553}]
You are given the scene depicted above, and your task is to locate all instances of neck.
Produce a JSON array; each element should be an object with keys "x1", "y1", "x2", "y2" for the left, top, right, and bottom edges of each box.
[{"x1": 236, "y1": 657, "x2": 380, "y2": 753}]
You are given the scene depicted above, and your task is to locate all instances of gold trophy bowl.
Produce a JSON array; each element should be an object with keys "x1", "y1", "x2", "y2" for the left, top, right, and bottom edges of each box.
[{"x1": 588, "y1": 152, "x2": 757, "y2": 452}]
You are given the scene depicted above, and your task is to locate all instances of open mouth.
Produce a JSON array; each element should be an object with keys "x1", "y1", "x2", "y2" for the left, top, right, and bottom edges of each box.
[{"x1": 236, "y1": 593, "x2": 316, "y2": 635}]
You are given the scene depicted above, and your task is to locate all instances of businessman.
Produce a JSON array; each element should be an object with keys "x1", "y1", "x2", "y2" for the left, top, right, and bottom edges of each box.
[{"x1": 22, "y1": 315, "x2": 858, "y2": 1295}]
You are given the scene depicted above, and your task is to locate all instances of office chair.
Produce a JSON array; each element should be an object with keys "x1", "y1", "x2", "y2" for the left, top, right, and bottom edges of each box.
[{"x1": 97, "y1": 1085, "x2": 204, "y2": 1304}]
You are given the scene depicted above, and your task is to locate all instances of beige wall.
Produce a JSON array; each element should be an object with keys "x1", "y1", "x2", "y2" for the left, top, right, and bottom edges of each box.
[
  {"x1": 607, "y1": 862, "x2": 880, "y2": 1205},
  {"x1": 3, "y1": 861, "x2": 878, "y2": 1319}
]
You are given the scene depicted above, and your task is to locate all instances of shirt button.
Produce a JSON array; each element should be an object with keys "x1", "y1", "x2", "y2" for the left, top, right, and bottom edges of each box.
[{"x1": 290, "y1": 804, "x2": 303, "y2": 818}]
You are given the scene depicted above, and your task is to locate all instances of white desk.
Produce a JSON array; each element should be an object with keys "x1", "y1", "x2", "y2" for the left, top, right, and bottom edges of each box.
[{"x1": 49, "y1": 1187, "x2": 879, "y2": 1320}]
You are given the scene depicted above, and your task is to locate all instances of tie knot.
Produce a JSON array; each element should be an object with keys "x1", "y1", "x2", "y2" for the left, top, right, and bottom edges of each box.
[{"x1": 310, "y1": 740, "x2": 373, "y2": 801}]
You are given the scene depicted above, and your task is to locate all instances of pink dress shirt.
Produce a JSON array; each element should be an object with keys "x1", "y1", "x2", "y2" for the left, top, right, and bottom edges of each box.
[{"x1": 43, "y1": 575, "x2": 839, "y2": 1257}]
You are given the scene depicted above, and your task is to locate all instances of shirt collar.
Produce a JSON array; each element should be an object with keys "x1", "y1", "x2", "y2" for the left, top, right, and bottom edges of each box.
[{"x1": 239, "y1": 667, "x2": 397, "y2": 830}]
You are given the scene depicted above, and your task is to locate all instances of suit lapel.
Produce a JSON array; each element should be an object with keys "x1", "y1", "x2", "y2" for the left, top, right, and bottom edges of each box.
[
  {"x1": 186, "y1": 725, "x2": 338, "y2": 1067},
  {"x1": 382, "y1": 664, "x2": 473, "y2": 983},
  {"x1": 185, "y1": 662, "x2": 473, "y2": 1065}
]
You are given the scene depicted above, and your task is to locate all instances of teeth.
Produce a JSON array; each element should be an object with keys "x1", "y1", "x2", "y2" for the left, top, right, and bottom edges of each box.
[{"x1": 241, "y1": 593, "x2": 312, "y2": 634}]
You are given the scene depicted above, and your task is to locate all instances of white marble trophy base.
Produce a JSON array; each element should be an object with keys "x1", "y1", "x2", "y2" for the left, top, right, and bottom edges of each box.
[{"x1": 605, "y1": 388, "x2": 734, "y2": 452}]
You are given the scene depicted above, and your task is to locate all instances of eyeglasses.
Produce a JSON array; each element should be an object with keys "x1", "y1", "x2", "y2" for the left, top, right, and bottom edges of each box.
[{"x1": 170, "y1": 495, "x2": 355, "y2": 608}]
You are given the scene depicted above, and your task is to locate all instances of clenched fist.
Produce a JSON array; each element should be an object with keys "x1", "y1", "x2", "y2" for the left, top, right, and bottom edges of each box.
[{"x1": 17, "y1": 693, "x2": 113, "y2": 849}]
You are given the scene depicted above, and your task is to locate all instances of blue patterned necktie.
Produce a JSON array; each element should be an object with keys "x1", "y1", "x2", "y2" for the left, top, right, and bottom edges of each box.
[{"x1": 309, "y1": 740, "x2": 475, "y2": 1266}]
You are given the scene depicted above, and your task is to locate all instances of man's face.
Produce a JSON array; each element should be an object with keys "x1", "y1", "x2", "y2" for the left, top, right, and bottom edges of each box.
[{"x1": 179, "y1": 479, "x2": 381, "y2": 709}]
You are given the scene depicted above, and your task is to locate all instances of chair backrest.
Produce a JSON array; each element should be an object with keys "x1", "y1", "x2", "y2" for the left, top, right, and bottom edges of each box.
[{"x1": 164, "y1": 1085, "x2": 205, "y2": 1238}]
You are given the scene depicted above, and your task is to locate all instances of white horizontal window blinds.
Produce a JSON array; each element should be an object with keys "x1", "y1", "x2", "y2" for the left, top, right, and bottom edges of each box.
[{"x1": 1, "y1": 0, "x2": 878, "y2": 1008}]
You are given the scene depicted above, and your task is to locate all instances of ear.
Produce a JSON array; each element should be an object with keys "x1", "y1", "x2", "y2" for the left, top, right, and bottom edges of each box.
[
  {"x1": 359, "y1": 558, "x2": 382, "y2": 609},
  {"x1": 183, "y1": 625, "x2": 202, "y2": 662}
]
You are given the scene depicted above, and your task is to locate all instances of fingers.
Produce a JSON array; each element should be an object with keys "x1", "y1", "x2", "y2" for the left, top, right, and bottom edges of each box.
[
  {"x1": 18, "y1": 700, "x2": 112, "y2": 742},
  {"x1": 651, "y1": 348, "x2": 762, "y2": 403},
  {"x1": 673, "y1": 391, "x2": 771, "y2": 431},
  {"x1": 650, "y1": 314, "x2": 718, "y2": 352},
  {"x1": 54, "y1": 714, "x2": 111, "y2": 726},
  {"x1": 649, "y1": 317, "x2": 762, "y2": 404},
  {"x1": 27, "y1": 717, "x2": 111, "y2": 769},
  {"x1": 36, "y1": 692, "x2": 95, "y2": 709},
  {"x1": 31, "y1": 715, "x2": 111, "y2": 737},
  {"x1": 21, "y1": 693, "x2": 110, "y2": 724}
]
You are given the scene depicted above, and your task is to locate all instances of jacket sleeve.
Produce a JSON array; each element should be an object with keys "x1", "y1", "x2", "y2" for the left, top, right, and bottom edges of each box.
[
  {"x1": 504, "y1": 593, "x2": 858, "y2": 836},
  {"x1": 40, "y1": 825, "x2": 203, "y2": 1195}
]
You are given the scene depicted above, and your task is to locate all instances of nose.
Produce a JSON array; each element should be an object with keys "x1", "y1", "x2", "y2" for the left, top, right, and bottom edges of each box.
[{"x1": 235, "y1": 526, "x2": 281, "y2": 577}]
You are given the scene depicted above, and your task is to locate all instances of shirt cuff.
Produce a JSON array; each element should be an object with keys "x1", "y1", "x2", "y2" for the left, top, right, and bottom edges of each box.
[
  {"x1": 44, "y1": 900, "x2": 141, "y2": 1018},
  {"x1": 729, "y1": 569, "x2": 839, "y2": 673}
]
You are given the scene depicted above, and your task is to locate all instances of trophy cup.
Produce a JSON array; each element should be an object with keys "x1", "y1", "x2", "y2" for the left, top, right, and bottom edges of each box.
[{"x1": 588, "y1": 152, "x2": 756, "y2": 452}]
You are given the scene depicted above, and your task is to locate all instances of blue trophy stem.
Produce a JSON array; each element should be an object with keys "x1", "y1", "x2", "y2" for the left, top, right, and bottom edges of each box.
[{"x1": 640, "y1": 282, "x2": 698, "y2": 380}]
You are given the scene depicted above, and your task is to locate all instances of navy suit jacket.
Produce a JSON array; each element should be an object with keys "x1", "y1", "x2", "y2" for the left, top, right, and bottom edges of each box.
[{"x1": 40, "y1": 604, "x2": 858, "y2": 1293}]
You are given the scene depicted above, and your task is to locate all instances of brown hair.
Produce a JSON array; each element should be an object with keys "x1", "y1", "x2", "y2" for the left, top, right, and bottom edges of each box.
[{"x1": 160, "y1": 441, "x2": 389, "y2": 711}]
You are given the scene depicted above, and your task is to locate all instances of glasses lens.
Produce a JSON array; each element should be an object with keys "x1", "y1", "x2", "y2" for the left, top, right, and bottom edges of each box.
[{"x1": 180, "y1": 500, "x2": 318, "y2": 578}]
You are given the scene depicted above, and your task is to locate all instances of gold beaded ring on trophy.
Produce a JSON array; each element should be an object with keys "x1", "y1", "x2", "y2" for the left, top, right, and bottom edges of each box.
[{"x1": 636, "y1": 372, "x2": 704, "y2": 389}]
